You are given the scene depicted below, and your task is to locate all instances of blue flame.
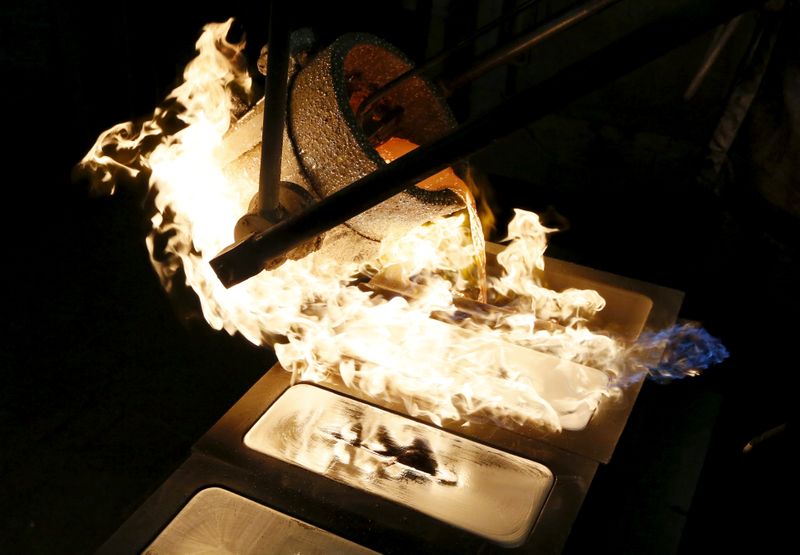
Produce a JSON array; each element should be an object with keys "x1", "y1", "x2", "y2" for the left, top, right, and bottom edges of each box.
[{"x1": 633, "y1": 322, "x2": 729, "y2": 383}]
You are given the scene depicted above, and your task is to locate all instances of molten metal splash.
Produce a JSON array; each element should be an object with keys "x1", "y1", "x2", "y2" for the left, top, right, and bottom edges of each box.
[{"x1": 78, "y1": 19, "x2": 698, "y2": 432}]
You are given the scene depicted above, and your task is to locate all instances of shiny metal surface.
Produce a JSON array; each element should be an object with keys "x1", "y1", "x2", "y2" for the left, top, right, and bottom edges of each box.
[
  {"x1": 100, "y1": 251, "x2": 682, "y2": 554},
  {"x1": 193, "y1": 368, "x2": 597, "y2": 554},
  {"x1": 244, "y1": 384, "x2": 554, "y2": 547},
  {"x1": 144, "y1": 487, "x2": 377, "y2": 555}
]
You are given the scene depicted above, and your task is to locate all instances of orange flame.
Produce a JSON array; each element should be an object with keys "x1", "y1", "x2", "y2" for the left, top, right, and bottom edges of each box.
[{"x1": 80, "y1": 20, "x2": 630, "y2": 432}]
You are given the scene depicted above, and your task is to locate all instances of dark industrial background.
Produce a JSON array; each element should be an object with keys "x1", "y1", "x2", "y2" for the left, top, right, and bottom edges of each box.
[{"x1": 1, "y1": 0, "x2": 795, "y2": 553}]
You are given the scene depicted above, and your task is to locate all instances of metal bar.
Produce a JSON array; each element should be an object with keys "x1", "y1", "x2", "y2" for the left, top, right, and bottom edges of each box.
[
  {"x1": 357, "y1": 0, "x2": 620, "y2": 129},
  {"x1": 705, "y1": 9, "x2": 782, "y2": 175},
  {"x1": 211, "y1": 0, "x2": 760, "y2": 288},
  {"x1": 439, "y1": 0, "x2": 622, "y2": 95},
  {"x1": 258, "y1": 0, "x2": 291, "y2": 216},
  {"x1": 683, "y1": 14, "x2": 745, "y2": 100},
  {"x1": 356, "y1": 0, "x2": 540, "y2": 126}
]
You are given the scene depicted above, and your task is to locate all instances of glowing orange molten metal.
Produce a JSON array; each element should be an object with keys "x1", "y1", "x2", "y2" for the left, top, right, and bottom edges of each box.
[{"x1": 79, "y1": 19, "x2": 634, "y2": 433}]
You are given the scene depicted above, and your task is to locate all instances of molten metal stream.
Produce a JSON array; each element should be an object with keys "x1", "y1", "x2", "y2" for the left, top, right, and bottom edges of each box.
[
  {"x1": 211, "y1": 0, "x2": 759, "y2": 287},
  {"x1": 77, "y1": 15, "x2": 729, "y2": 436},
  {"x1": 375, "y1": 137, "x2": 487, "y2": 303},
  {"x1": 77, "y1": 20, "x2": 629, "y2": 433}
]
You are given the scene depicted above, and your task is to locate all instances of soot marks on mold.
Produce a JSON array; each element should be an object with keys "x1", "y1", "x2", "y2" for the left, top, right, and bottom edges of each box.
[{"x1": 329, "y1": 423, "x2": 456, "y2": 485}]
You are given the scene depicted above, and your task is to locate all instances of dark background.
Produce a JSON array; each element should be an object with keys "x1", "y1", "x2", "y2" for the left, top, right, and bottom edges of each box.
[{"x1": 1, "y1": 0, "x2": 795, "y2": 553}]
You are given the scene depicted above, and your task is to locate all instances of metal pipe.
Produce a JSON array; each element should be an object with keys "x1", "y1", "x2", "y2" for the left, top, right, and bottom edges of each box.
[
  {"x1": 683, "y1": 14, "x2": 745, "y2": 100},
  {"x1": 704, "y1": 8, "x2": 782, "y2": 175},
  {"x1": 258, "y1": 0, "x2": 291, "y2": 217},
  {"x1": 211, "y1": 0, "x2": 760, "y2": 288},
  {"x1": 438, "y1": 0, "x2": 622, "y2": 95},
  {"x1": 357, "y1": 0, "x2": 620, "y2": 130},
  {"x1": 356, "y1": 0, "x2": 540, "y2": 127}
]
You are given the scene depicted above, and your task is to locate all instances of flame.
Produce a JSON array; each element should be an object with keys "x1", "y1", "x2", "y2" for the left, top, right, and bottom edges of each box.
[
  {"x1": 629, "y1": 321, "x2": 729, "y2": 383},
  {"x1": 376, "y1": 137, "x2": 487, "y2": 302},
  {"x1": 79, "y1": 20, "x2": 664, "y2": 433}
]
